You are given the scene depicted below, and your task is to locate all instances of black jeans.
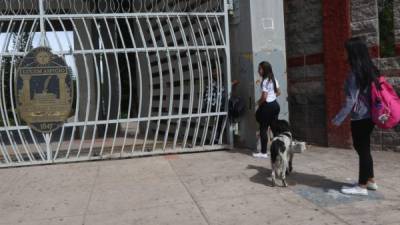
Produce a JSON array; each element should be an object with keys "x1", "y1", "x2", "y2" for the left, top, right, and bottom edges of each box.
[
  {"x1": 258, "y1": 101, "x2": 280, "y2": 154},
  {"x1": 351, "y1": 118, "x2": 375, "y2": 185}
]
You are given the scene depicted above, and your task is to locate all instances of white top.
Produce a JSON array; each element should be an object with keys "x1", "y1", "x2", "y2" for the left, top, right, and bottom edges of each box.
[{"x1": 262, "y1": 78, "x2": 279, "y2": 103}]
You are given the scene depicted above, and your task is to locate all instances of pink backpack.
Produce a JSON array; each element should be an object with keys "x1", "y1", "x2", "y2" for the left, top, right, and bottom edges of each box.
[{"x1": 371, "y1": 76, "x2": 400, "y2": 129}]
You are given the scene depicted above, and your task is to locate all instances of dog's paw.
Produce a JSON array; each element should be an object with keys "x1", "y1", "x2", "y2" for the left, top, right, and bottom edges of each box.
[
  {"x1": 282, "y1": 180, "x2": 288, "y2": 187},
  {"x1": 271, "y1": 180, "x2": 276, "y2": 187}
]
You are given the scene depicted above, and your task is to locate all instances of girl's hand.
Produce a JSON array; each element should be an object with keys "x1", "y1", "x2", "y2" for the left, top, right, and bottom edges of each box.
[
  {"x1": 276, "y1": 88, "x2": 281, "y2": 97},
  {"x1": 331, "y1": 116, "x2": 341, "y2": 127}
]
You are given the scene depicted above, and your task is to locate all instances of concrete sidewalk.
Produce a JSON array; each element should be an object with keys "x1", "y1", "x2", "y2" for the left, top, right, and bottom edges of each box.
[{"x1": 0, "y1": 147, "x2": 399, "y2": 225}]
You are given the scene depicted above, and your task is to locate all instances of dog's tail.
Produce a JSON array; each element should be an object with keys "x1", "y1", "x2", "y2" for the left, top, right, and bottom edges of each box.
[{"x1": 270, "y1": 140, "x2": 285, "y2": 163}]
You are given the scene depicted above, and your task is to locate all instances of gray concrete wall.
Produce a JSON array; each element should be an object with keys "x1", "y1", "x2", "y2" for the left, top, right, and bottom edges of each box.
[
  {"x1": 230, "y1": 0, "x2": 288, "y2": 150},
  {"x1": 250, "y1": 0, "x2": 288, "y2": 121},
  {"x1": 285, "y1": 0, "x2": 327, "y2": 145}
]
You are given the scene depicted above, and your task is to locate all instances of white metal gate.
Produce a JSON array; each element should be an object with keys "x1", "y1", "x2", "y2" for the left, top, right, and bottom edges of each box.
[{"x1": 0, "y1": 0, "x2": 231, "y2": 167}]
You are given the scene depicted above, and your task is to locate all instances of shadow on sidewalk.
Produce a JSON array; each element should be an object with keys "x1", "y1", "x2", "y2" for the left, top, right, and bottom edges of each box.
[
  {"x1": 228, "y1": 148, "x2": 254, "y2": 156},
  {"x1": 247, "y1": 164, "x2": 349, "y2": 191}
]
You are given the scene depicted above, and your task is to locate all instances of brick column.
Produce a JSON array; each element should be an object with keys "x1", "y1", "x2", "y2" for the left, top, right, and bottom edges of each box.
[
  {"x1": 395, "y1": 0, "x2": 400, "y2": 56},
  {"x1": 323, "y1": 0, "x2": 352, "y2": 148}
]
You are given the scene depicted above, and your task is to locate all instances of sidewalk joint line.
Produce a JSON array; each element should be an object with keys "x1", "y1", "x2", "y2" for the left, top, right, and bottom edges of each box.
[
  {"x1": 82, "y1": 165, "x2": 101, "y2": 225},
  {"x1": 167, "y1": 159, "x2": 212, "y2": 225}
]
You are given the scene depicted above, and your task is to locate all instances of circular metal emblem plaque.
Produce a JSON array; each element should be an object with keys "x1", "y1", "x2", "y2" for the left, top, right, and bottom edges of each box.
[{"x1": 15, "y1": 47, "x2": 73, "y2": 133}]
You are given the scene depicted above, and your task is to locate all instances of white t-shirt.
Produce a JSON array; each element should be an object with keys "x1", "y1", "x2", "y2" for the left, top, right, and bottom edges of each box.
[{"x1": 262, "y1": 79, "x2": 279, "y2": 103}]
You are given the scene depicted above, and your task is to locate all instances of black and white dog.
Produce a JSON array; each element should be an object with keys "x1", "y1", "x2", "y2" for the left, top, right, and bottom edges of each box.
[{"x1": 270, "y1": 120, "x2": 293, "y2": 187}]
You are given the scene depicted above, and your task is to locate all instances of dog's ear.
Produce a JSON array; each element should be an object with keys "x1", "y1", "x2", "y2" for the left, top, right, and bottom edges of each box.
[
  {"x1": 270, "y1": 120, "x2": 278, "y2": 134},
  {"x1": 271, "y1": 120, "x2": 291, "y2": 135},
  {"x1": 282, "y1": 120, "x2": 291, "y2": 132},
  {"x1": 277, "y1": 120, "x2": 291, "y2": 133},
  {"x1": 271, "y1": 120, "x2": 281, "y2": 136}
]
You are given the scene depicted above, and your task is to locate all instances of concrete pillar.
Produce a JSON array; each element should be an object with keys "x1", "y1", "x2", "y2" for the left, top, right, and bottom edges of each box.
[{"x1": 230, "y1": 0, "x2": 288, "y2": 150}]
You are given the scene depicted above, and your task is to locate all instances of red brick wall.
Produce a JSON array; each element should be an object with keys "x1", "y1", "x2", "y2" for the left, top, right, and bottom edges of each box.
[
  {"x1": 284, "y1": 0, "x2": 327, "y2": 146},
  {"x1": 323, "y1": 0, "x2": 352, "y2": 148},
  {"x1": 285, "y1": 0, "x2": 400, "y2": 151}
]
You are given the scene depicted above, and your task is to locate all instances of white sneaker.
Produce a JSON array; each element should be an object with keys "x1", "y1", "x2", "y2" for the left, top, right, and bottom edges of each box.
[
  {"x1": 253, "y1": 153, "x2": 269, "y2": 159},
  {"x1": 367, "y1": 182, "x2": 378, "y2": 191},
  {"x1": 341, "y1": 186, "x2": 368, "y2": 196},
  {"x1": 343, "y1": 181, "x2": 378, "y2": 191}
]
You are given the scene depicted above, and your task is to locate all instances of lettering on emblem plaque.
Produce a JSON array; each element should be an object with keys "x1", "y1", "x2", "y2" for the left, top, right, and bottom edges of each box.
[{"x1": 15, "y1": 47, "x2": 73, "y2": 133}]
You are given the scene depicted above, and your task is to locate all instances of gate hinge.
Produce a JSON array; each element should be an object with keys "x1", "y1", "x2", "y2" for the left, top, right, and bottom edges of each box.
[
  {"x1": 227, "y1": 0, "x2": 240, "y2": 24},
  {"x1": 227, "y1": 0, "x2": 234, "y2": 14}
]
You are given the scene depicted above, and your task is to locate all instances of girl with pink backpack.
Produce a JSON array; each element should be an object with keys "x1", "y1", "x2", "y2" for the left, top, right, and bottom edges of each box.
[{"x1": 331, "y1": 37, "x2": 396, "y2": 196}]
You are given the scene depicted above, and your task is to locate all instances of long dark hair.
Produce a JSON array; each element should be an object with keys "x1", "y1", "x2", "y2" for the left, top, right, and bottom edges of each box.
[
  {"x1": 345, "y1": 37, "x2": 380, "y2": 90},
  {"x1": 259, "y1": 61, "x2": 278, "y2": 93}
]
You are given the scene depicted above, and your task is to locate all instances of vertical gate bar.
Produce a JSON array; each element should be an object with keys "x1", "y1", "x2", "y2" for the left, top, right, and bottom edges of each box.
[
  {"x1": 8, "y1": 19, "x2": 35, "y2": 161},
  {"x1": 78, "y1": 17, "x2": 101, "y2": 159},
  {"x1": 24, "y1": 19, "x2": 46, "y2": 161},
  {"x1": 0, "y1": 21, "x2": 10, "y2": 164},
  {"x1": 134, "y1": 16, "x2": 154, "y2": 152},
  {"x1": 115, "y1": 17, "x2": 134, "y2": 155},
  {"x1": 0, "y1": 135, "x2": 11, "y2": 164},
  {"x1": 205, "y1": 17, "x2": 220, "y2": 146},
  {"x1": 0, "y1": 20, "x2": 22, "y2": 162},
  {"x1": 177, "y1": 16, "x2": 195, "y2": 149},
  {"x1": 76, "y1": 17, "x2": 99, "y2": 158},
  {"x1": 213, "y1": 16, "x2": 226, "y2": 46},
  {"x1": 167, "y1": 16, "x2": 184, "y2": 150},
  {"x1": 213, "y1": 15, "x2": 228, "y2": 144},
  {"x1": 45, "y1": 133, "x2": 51, "y2": 162},
  {"x1": 176, "y1": 15, "x2": 189, "y2": 150},
  {"x1": 223, "y1": 0, "x2": 233, "y2": 146},
  {"x1": 68, "y1": 18, "x2": 93, "y2": 158},
  {"x1": 125, "y1": 17, "x2": 144, "y2": 154},
  {"x1": 145, "y1": 16, "x2": 163, "y2": 152},
  {"x1": 218, "y1": 109, "x2": 228, "y2": 144},
  {"x1": 101, "y1": 16, "x2": 122, "y2": 156},
  {"x1": 155, "y1": 16, "x2": 174, "y2": 151},
  {"x1": 90, "y1": 18, "x2": 112, "y2": 158},
  {"x1": 23, "y1": 19, "x2": 38, "y2": 54},
  {"x1": 1, "y1": 20, "x2": 31, "y2": 161},
  {"x1": 204, "y1": 16, "x2": 222, "y2": 145},
  {"x1": 28, "y1": 129, "x2": 46, "y2": 161},
  {"x1": 45, "y1": 18, "x2": 68, "y2": 160},
  {"x1": 187, "y1": 16, "x2": 205, "y2": 148},
  {"x1": 39, "y1": 0, "x2": 46, "y2": 45},
  {"x1": 83, "y1": 17, "x2": 111, "y2": 159},
  {"x1": 196, "y1": 16, "x2": 213, "y2": 147},
  {"x1": 64, "y1": 18, "x2": 83, "y2": 159},
  {"x1": 164, "y1": 16, "x2": 180, "y2": 149}
]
